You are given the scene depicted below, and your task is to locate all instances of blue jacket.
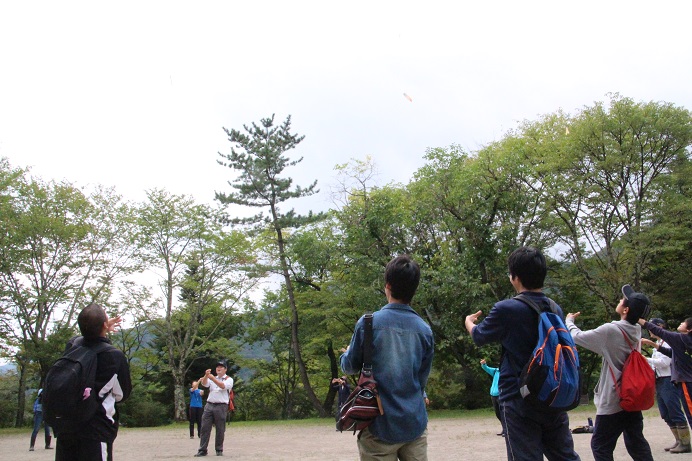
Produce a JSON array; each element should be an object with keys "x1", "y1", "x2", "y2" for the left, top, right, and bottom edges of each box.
[
  {"x1": 471, "y1": 292, "x2": 566, "y2": 402},
  {"x1": 481, "y1": 363, "x2": 500, "y2": 397},
  {"x1": 189, "y1": 389, "x2": 203, "y2": 408},
  {"x1": 340, "y1": 303, "x2": 434, "y2": 443}
]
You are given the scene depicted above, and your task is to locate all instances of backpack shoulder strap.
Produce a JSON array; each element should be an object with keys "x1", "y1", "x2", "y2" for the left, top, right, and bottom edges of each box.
[
  {"x1": 614, "y1": 325, "x2": 635, "y2": 351},
  {"x1": 513, "y1": 294, "x2": 558, "y2": 315},
  {"x1": 607, "y1": 325, "x2": 635, "y2": 390},
  {"x1": 362, "y1": 313, "x2": 374, "y2": 372}
]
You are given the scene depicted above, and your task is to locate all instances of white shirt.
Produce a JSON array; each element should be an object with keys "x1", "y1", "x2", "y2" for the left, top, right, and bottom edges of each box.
[
  {"x1": 202, "y1": 375, "x2": 234, "y2": 404},
  {"x1": 647, "y1": 339, "x2": 672, "y2": 378}
]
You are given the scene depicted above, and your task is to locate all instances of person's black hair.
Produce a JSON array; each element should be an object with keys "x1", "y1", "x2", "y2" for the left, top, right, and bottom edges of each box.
[
  {"x1": 685, "y1": 317, "x2": 692, "y2": 332},
  {"x1": 77, "y1": 303, "x2": 107, "y2": 339},
  {"x1": 507, "y1": 246, "x2": 546, "y2": 290},
  {"x1": 384, "y1": 255, "x2": 420, "y2": 304}
]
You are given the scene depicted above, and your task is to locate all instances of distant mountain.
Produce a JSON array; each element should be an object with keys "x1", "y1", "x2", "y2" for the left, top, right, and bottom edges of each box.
[{"x1": 0, "y1": 363, "x2": 16, "y2": 375}]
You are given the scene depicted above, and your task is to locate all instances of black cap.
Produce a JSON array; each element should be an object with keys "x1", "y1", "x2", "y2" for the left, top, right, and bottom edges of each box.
[
  {"x1": 622, "y1": 284, "x2": 651, "y2": 322},
  {"x1": 215, "y1": 360, "x2": 228, "y2": 369},
  {"x1": 649, "y1": 318, "x2": 666, "y2": 328}
]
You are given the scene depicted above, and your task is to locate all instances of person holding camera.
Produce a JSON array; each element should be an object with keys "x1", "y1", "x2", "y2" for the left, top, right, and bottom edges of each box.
[{"x1": 331, "y1": 376, "x2": 351, "y2": 420}]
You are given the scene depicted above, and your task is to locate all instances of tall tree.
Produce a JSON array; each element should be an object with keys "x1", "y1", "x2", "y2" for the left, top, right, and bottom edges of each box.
[
  {"x1": 216, "y1": 114, "x2": 327, "y2": 416},
  {"x1": 516, "y1": 95, "x2": 692, "y2": 317},
  {"x1": 136, "y1": 189, "x2": 255, "y2": 420}
]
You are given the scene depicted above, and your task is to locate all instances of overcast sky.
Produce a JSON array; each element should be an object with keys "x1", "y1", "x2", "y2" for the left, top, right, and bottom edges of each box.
[{"x1": 1, "y1": 1, "x2": 690, "y2": 214}]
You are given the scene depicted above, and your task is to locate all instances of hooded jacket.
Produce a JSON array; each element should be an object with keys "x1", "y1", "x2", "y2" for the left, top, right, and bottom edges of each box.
[{"x1": 566, "y1": 319, "x2": 642, "y2": 415}]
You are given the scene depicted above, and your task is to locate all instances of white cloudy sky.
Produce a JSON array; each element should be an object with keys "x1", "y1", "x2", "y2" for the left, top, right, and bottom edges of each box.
[{"x1": 1, "y1": 1, "x2": 690, "y2": 214}]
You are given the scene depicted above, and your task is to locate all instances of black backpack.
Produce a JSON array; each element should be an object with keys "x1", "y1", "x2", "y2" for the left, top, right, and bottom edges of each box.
[{"x1": 43, "y1": 338, "x2": 113, "y2": 433}]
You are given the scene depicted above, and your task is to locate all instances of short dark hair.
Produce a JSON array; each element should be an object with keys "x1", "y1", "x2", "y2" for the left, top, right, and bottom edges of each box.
[
  {"x1": 685, "y1": 318, "x2": 692, "y2": 332},
  {"x1": 77, "y1": 303, "x2": 107, "y2": 339},
  {"x1": 384, "y1": 255, "x2": 420, "y2": 304},
  {"x1": 507, "y1": 247, "x2": 547, "y2": 290}
]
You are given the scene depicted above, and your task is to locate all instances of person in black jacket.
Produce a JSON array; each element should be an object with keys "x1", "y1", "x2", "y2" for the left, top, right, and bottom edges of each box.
[
  {"x1": 55, "y1": 303, "x2": 132, "y2": 461},
  {"x1": 331, "y1": 376, "x2": 351, "y2": 420}
]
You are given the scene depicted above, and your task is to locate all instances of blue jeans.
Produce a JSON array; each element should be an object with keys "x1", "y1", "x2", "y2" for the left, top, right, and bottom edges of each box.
[
  {"x1": 501, "y1": 397, "x2": 580, "y2": 461},
  {"x1": 30, "y1": 410, "x2": 51, "y2": 447},
  {"x1": 591, "y1": 411, "x2": 653, "y2": 461},
  {"x1": 656, "y1": 377, "x2": 686, "y2": 426}
]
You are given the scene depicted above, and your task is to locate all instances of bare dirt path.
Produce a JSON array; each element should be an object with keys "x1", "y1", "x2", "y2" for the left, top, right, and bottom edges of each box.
[{"x1": 1, "y1": 408, "x2": 677, "y2": 460}]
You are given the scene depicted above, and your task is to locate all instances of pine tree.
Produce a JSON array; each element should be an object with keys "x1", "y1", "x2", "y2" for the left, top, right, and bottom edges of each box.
[{"x1": 216, "y1": 114, "x2": 327, "y2": 416}]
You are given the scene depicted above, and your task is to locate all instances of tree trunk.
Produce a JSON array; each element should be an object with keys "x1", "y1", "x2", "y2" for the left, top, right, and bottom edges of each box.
[
  {"x1": 276, "y1": 228, "x2": 327, "y2": 417},
  {"x1": 15, "y1": 358, "x2": 27, "y2": 427},
  {"x1": 173, "y1": 371, "x2": 188, "y2": 421}
]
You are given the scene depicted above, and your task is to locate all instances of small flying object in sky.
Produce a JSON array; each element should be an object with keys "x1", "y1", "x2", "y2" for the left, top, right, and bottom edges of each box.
[
  {"x1": 565, "y1": 127, "x2": 570, "y2": 135},
  {"x1": 403, "y1": 93, "x2": 413, "y2": 102}
]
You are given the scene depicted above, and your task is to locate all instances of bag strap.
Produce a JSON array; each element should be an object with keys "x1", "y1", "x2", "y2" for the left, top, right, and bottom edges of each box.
[
  {"x1": 362, "y1": 313, "x2": 374, "y2": 375},
  {"x1": 607, "y1": 325, "x2": 637, "y2": 392},
  {"x1": 513, "y1": 294, "x2": 558, "y2": 315}
]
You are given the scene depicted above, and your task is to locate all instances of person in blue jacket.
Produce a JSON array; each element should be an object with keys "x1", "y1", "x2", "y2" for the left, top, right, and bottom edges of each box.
[
  {"x1": 29, "y1": 388, "x2": 52, "y2": 451},
  {"x1": 340, "y1": 255, "x2": 434, "y2": 460},
  {"x1": 480, "y1": 359, "x2": 505, "y2": 437},
  {"x1": 189, "y1": 380, "x2": 204, "y2": 439}
]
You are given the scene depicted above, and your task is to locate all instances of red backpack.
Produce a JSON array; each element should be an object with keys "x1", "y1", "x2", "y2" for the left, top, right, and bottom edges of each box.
[{"x1": 608, "y1": 326, "x2": 655, "y2": 412}]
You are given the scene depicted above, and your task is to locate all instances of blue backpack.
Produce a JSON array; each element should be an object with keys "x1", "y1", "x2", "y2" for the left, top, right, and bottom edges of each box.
[{"x1": 516, "y1": 295, "x2": 581, "y2": 413}]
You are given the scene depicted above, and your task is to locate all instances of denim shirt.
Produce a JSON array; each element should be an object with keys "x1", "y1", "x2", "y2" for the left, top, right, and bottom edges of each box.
[{"x1": 340, "y1": 303, "x2": 434, "y2": 443}]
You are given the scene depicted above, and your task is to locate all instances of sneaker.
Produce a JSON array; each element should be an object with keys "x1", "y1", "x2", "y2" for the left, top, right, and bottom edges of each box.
[
  {"x1": 190, "y1": 436, "x2": 194, "y2": 439},
  {"x1": 194, "y1": 452, "x2": 208, "y2": 457},
  {"x1": 216, "y1": 451, "x2": 223, "y2": 456},
  {"x1": 29, "y1": 447, "x2": 34, "y2": 452}
]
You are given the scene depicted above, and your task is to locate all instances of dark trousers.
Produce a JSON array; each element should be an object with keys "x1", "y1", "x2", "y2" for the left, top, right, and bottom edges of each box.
[
  {"x1": 198, "y1": 402, "x2": 228, "y2": 454},
  {"x1": 189, "y1": 406, "x2": 203, "y2": 437},
  {"x1": 491, "y1": 395, "x2": 505, "y2": 434},
  {"x1": 501, "y1": 397, "x2": 580, "y2": 461},
  {"x1": 591, "y1": 411, "x2": 653, "y2": 461},
  {"x1": 656, "y1": 377, "x2": 686, "y2": 426},
  {"x1": 56, "y1": 434, "x2": 112, "y2": 461}
]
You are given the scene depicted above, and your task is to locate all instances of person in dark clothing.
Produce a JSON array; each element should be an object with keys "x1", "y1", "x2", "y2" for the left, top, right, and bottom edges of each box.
[
  {"x1": 55, "y1": 303, "x2": 132, "y2": 461},
  {"x1": 640, "y1": 316, "x2": 692, "y2": 453},
  {"x1": 29, "y1": 388, "x2": 52, "y2": 450},
  {"x1": 465, "y1": 246, "x2": 580, "y2": 461},
  {"x1": 331, "y1": 376, "x2": 351, "y2": 420}
]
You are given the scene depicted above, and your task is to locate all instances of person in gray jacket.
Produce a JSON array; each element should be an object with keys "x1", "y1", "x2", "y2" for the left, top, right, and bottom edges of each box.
[{"x1": 565, "y1": 284, "x2": 653, "y2": 461}]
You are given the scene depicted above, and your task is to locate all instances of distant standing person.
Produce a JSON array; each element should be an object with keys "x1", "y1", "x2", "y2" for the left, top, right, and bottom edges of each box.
[
  {"x1": 639, "y1": 316, "x2": 692, "y2": 454},
  {"x1": 465, "y1": 246, "x2": 580, "y2": 461},
  {"x1": 189, "y1": 380, "x2": 204, "y2": 439},
  {"x1": 480, "y1": 359, "x2": 504, "y2": 437},
  {"x1": 331, "y1": 376, "x2": 351, "y2": 420},
  {"x1": 642, "y1": 318, "x2": 689, "y2": 452},
  {"x1": 565, "y1": 285, "x2": 654, "y2": 461},
  {"x1": 194, "y1": 360, "x2": 234, "y2": 457},
  {"x1": 29, "y1": 388, "x2": 52, "y2": 451},
  {"x1": 340, "y1": 255, "x2": 434, "y2": 460},
  {"x1": 54, "y1": 303, "x2": 132, "y2": 461}
]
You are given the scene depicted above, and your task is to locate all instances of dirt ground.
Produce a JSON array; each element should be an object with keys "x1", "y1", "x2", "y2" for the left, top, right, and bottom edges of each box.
[{"x1": 0, "y1": 408, "x2": 680, "y2": 460}]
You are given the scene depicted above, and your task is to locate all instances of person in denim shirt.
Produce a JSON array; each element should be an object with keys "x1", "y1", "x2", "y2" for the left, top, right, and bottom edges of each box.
[
  {"x1": 340, "y1": 255, "x2": 434, "y2": 460},
  {"x1": 465, "y1": 247, "x2": 580, "y2": 461}
]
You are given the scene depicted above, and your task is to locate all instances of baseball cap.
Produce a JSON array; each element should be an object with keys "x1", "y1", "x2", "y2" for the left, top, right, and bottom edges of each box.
[
  {"x1": 621, "y1": 284, "x2": 651, "y2": 322},
  {"x1": 215, "y1": 360, "x2": 228, "y2": 368},
  {"x1": 649, "y1": 318, "x2": 666, "y2": 328}
]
